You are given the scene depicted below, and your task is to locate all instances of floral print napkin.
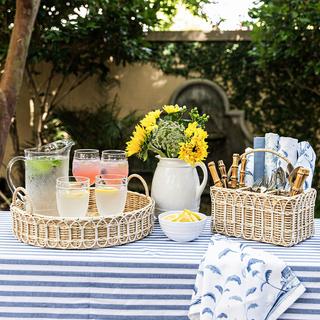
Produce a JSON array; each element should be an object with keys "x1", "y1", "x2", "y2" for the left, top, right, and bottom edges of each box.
[
  {"x1": 264, "y1": 133, "x2": 280, "y2": 179},
  {"x1": 276, "y1": 137, "x2": 298, "y2": 173},
  {"x1": 295, "y1": 141, "x2": 316, "y2": 189},
  {"x1": 189, "y1": 235, "x2": 305, "y2": 320},
  {"x1": 244, "y1": 147, "x2": 254, "y2": 187}
]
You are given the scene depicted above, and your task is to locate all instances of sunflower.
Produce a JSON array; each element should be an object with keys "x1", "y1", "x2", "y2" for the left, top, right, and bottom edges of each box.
[
  {"x1": 185, "y1": 122, "x2": 198, "y2": 138},
  {"x1": 178, "y1": 136, "x2": 208, "y2": 166},
  {"x1": 140, "y1": 109, "x2": 161, "y2": 133},
  {"x1": 193, "y1": 127, "x2": 208, "y2": 140},
  {"x1": 126, "y1": 104, "x2": 209, "y2": 164},
  {"x1": 185, "y1": 122, "x2": 208, "y2": 140},
  {"x1": 126, "y1": 125, "x2": 147, "y2": 157},
  {"x1": 163, "y1": 104, "x2": 184, "y2": 114}
]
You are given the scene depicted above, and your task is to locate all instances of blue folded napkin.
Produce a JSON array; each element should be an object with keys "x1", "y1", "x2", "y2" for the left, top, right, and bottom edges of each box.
[
  {"x1": 253, "y1": 137, "x2": 265, "y2": 182},
  {"x1": 189, "y1": 235, "x2": 305, "y2": 320}
]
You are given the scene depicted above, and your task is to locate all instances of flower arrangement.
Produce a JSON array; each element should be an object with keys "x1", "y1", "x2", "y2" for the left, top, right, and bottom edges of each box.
[{"x1": 126, "y1": 105, "x2": 209, "y2": 166}]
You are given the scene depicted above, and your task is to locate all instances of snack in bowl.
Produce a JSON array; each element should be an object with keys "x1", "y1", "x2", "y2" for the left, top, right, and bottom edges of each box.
[
  {"x1": 163, "y1": 209, "x2": 203, "y2": 222},
  {"x1": 159, "y1": 210, "x2": 208, "y2": 242}
]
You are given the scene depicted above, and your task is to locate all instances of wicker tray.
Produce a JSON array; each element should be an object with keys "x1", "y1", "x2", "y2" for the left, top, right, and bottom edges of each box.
[
  {"x1": 10, "y1": 174, "x2": 155, "y2": 249},
  {"x1": 211, "y1": 149, "x2": 317, "y2": 246}
]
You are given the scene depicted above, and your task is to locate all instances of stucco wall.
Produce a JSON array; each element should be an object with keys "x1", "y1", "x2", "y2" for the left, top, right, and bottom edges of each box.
[{"x1": 1, "y1": 63, "x2": 186, "y2": 177}]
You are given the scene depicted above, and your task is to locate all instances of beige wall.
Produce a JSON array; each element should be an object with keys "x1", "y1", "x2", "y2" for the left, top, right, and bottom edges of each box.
[
  {"x1": 108, "y1": 63, "x2": 186, "y2": 115},
  {"x1": 1, "y1": 63, "x2": 186, "y2": 177}
]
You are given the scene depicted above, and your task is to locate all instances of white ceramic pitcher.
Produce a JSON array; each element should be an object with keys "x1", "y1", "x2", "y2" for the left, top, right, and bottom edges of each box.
[{"x1": 151, "y1": 156, "x2": 208, "y2": 215}]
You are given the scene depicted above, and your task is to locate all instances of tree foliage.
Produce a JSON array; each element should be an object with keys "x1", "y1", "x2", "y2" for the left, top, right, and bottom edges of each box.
[
  {"x1": 0, "y1": 0, "x2": 211, "y2": 149},
  {"x1": 151, "y1": 0, "x2": 320, "y2": 187}
]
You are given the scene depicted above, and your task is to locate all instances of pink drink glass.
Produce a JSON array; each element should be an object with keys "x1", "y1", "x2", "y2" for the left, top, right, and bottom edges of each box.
[
  {"x1": 100, "y1": 150, "x2": 129, "y2": 178},
  {"x1": 72, "y1": 149, "x2": 100, "y2": 185}
]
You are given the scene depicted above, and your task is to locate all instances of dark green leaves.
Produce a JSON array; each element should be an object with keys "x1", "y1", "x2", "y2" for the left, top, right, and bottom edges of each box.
[{"x1": 151, "y1": 0, "x2": 320, "y2": 187}]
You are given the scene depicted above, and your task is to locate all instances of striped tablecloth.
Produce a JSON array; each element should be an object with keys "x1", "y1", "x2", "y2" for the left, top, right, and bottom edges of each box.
[{"x1": 0, "y1": 211, "x2": 319, "y2": 320}]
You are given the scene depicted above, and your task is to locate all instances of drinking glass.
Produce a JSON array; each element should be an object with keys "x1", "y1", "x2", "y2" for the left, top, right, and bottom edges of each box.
[
  {"x1": 100, "y1": 150, "x2": 129, "y2": 178},
  {"x1": 56, "y1": 176, "x2": 90, "y2": 218},
  {"x1": 72, "y1": 149, "x2": 100, "y2": 185},
  {"x1": 95, "y1": 174, "x2": 127, "y2": 217}
]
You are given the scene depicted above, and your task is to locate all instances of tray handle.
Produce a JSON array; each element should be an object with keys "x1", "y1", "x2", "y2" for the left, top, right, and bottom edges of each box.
[
  {"x1": 12, "y1": 187, "x2": 34, "y2": 214},
  {"x1": 128, "y1": 174, "x2": 149, "y2": 197}
]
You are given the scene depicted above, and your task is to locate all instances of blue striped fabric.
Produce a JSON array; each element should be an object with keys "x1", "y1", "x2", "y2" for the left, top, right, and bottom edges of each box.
[{"x1": 0, "y1": 211, "x2": 319, "y2": 320}]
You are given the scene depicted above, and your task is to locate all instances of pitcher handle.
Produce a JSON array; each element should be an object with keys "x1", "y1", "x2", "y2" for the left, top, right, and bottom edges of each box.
[
  {"x1": 195, "y1": 161, "x2": 208, "y2": 201},
  {"x1": 128, "y1": 174, "x2": 149, "y2": 196},
  {"x1": 6, "y1": 156, "x2": 25, "y2": 194}
]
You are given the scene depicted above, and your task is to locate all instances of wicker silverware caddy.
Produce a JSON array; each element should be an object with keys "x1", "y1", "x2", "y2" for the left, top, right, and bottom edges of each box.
[
  {"x1": 211, "y1": 149, "x2": 317, "y2": 246},
  {"x1": 10, "y1": 174, "x2": 155, "y2": 249}
]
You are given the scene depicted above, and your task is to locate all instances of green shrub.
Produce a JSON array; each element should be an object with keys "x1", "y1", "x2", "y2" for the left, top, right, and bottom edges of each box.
[{"x1": 151, "y1": 0, "x2": 320, "y2": 188}]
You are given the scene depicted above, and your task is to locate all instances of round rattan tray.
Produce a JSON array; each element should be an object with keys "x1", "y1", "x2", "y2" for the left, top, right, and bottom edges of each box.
[{"x1": 10, "y1": 174, "x2": 155, "y2": 249}]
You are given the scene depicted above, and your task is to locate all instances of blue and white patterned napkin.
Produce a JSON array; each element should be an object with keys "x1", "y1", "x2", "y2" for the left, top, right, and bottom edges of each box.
[
  {"x1": 244, "y1": 147, "x2": 254, "y2": 187},
  {"x1": 189, "y1": 236, "x2": 305, "y2": 320},
  {"x1": 264, "y1": 133, "x2": 280, "y2": 179},
  {"x1": 295, "y1": 141, "x2": 316, "y2": 189},
  {"x1": 276, "y1": 137, "x2": 298, "y2": 173}
]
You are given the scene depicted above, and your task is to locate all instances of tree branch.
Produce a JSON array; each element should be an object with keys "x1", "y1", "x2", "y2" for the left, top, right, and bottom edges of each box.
[
  {"x1": 286, "y1": 68, "x2": 320, "y2": 97},
  {"x1": 42, "y1": 66, "x2": 55, "y2": 109},
  {"x1": 0, "y1": 190, "x2": 11, "y2": 206},
  {"x1": 49, "y1": 74, "x2": 67, "y2": 108},
  {"x1": 0, "y1": 0, "x2": 40, "y2": 165},
  {"x1": 26, "y1": 64, "x2": 42, "y2": 106},
  {"x1": 52, "y1": 73, "x2": 90, "y2": 109},
  {"x1": 1, "y1": 0, "x2": 40, "y2": 114}
]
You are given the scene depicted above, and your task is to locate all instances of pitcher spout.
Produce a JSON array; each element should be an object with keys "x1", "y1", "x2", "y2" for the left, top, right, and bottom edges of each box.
[
  {"x1": 58, "y1": 139, "x2": 75, "y2": 156},
  {"x1": 35, "y1": 139, "x2": 75, "y2": 156}
]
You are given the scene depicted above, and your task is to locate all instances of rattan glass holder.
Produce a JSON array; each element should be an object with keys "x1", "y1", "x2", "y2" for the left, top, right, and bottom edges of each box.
[
  {"x1": 211, "y1": 149, "x2": 317, "y2": 246},
  {"x1": 10, "y1": 174, "x2": 155, "y2": 249}
]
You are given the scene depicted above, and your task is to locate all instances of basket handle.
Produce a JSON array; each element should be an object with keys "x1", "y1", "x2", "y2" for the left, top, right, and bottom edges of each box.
[
  {"x1": 240, "y1": 148, "x2": 293, "y2": 167},
  {"x1": 228, "y1": 148, "x2": 294, "y2": 183},
  {"x1": 12, "y1": 187, "x2": 34, "y2": 214},
  {"x1": 128, "y1": 174, "x2": 149, "y2": 197},
  {"x1": 240, "y1": 148, "x2": 294, "y2": 177}
]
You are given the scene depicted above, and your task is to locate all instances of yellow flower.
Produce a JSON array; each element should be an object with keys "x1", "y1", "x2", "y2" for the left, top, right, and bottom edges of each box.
[
  {"x1": 181, "y1": 122, "x2": 209, "y2": 165},
  {"x1": 185, "y1": 122, "x2": 198, "y2": 138},
  {"x1": 194, "y1": 127, "x2": 208, "y2": 140},
  {"x1": 163, "y1": 104, "x2": 182, "y2": 114},
  {"x1": 185, "y1": 122, "x2": 208, "y2": 140},
  {"x1": 178, "y1": 137, "x2": 208, "y2": 166},
  {"x1": 140, "y1": 109, "x2": 161, "y2": 133},
  {"x1": 126, "y1": 125, "x2": 147, "y2": 157}
]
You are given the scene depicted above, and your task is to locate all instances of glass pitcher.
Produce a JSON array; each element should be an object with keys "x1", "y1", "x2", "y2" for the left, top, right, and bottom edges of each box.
[{"x1": 7, "y1": 140, "x2": 74, "y2": 216}]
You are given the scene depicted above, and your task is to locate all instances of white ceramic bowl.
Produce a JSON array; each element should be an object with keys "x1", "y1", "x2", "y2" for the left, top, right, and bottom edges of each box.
[{"x1": 158, "y1": 211, "x2": 208, "y2": 242}]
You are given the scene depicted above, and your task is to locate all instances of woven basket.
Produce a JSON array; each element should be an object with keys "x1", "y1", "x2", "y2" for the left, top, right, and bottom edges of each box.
[
  {"x1": 211, "y1": 149, "x2": 317, "y2": 246},
  {"x1": 10, "y1": 174, "x2": 155, "y2": 249}
]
